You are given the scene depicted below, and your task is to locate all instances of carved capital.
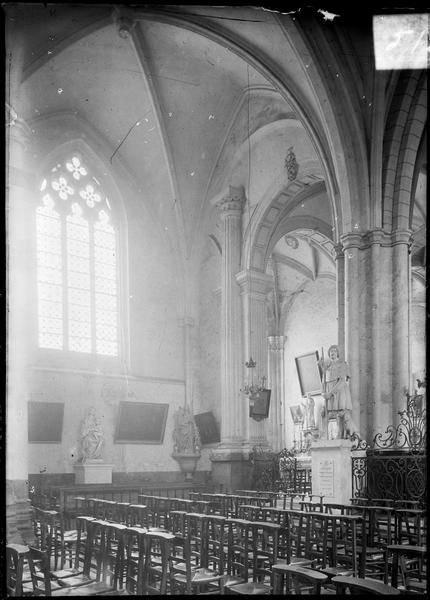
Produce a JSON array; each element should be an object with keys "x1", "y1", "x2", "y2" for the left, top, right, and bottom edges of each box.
[
  {"x1": 391, "y1": 229, "x2": 413, "y2": 247},
  {"x1": 340, "y1": 229, "x2": 413, "y2": 251},
  {"x1": 236, "y1": 269, "x2": 272, "y2": 299},
  {"x1": 340, "y1": 232, "x2": 362, "y2": 250},
  {"x1": 268, "y1": 335, "x2": 285, "y2": 352},
  {"x1": 217, "y1": 185, "x2": 246, "y2": 219},
  {"x1": 179, "y1": 316, "x2": 195, "y2": 328}
]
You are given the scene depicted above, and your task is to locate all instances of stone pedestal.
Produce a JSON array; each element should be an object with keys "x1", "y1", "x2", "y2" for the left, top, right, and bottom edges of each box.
[
  {"x1": 310, "y1": 439, "x2": 353, "y2": 505},
  {"x1": 74, "y1": 461, "x2": 113, "y2": 484},
  {"x1": 172, "y1": 453, "x2": 200, "y2": 481},
  {"x1": 210, "y1": 448, "x2": 251, "y2": 492}
]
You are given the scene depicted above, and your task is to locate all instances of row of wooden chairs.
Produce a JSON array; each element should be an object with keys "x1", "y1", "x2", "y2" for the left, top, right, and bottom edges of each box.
[
  {"x1": 23, "y1": 505, "x2": 426, "y2": 595},
  {"x1": 29, "y1": 493, "x2": 426, "y2": 594}
]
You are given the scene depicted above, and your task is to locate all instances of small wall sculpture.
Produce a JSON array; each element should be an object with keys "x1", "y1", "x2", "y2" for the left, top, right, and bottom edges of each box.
[
  {"x1": 79, "y1": 406, "x2": 105, "y2": 462},
  {"x1": 172, "y1": 406, "x2": 201, "y2": 455}
]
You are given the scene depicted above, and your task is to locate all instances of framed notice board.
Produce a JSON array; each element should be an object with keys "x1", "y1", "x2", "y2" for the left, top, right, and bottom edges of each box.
[
  {"x1": 28, "y1": 401, "x2": 64, "y2": 443},
  {"x1": 115, "y1": 401, "x2": 169, "y2": 444},
  {"x1": 295, "y1": 351, "x2": 322, "y2": 396},
  {"x1": 194, "y1": 411, "x2": 220, "y2": 444}
]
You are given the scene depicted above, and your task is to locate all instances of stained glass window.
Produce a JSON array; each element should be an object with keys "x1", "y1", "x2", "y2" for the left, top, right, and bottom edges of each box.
[{"x1": 36, "y1": 155, "x2": 119, "y2": 356}]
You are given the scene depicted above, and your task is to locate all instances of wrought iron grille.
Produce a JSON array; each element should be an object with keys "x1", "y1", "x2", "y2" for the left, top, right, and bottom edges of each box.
[
  {"x1": 373, "y1": 394, "x2": 426, "y2": 453},
  {"x1": 351, "y1": 393, "x2": 426, "y2": 503},
  {"x1": 366, "y1": 452, "x2": 426, "y2": 502}
]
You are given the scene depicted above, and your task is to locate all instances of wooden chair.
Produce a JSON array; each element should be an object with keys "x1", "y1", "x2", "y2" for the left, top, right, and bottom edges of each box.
[
  {"x1": 316, "y1": 513, "x2": 365, "y2": 592},
  {"x1": 143, "y1": 531, "x2": 176, "y2": 594},
  {"x1": 53, "y1": 518, "x2": 111, "y2": 593},
  {"x1": 237, "y1": 503, "x2": 263, "y2": 521},
  {"x1": 274, "y1": 509, "x2": 314, "y2": 567},
  {"x1": 126, "y1": 503, "x2": 148, "y2": 528},
  {"x1": 324, "y1": 502, "x2": 353, "y2": 515},
  {"x1": 395, "y1": 508, "x2": 426, "y2": 546},
  {"x1": 224, "y1": 518, "x2": 271, "y2": 595},
  {"x1": 103, "y1": 522, "x2": 128, "y2": 589},
  {"x1": 205, "y1": 514, "x2": 228, "y2": 577},
  {"x1": 169, "y1": 509, "x2": 188, "y2": 540},
  {"x1": 111, "y1": 501, "x2": 130, "y2": 524},
  {"x1": 386, "y1": 544, "x2": 427, "y2": 593},
  {"x1": 187, "y1": 512, "x2": 217, "y2": 570},
  {"x1": 112, "y1": 526, "x2": 146, "y2": 595},
  {"x1": 31, "y1": 520, "x2": 127, "y2": 597},
  {"x1": 331, "y1": 574, "x2": 401, "y2": 595},
  {"x1": 24, "y1": 547, "x2": 65, "y2": 596},
  {"x1": 306, "y1": 511, "x2": 329, "y2": 568},
  {"x1": 6, "y1": 544, "x2": 29, "y2": 596},
  {"x1": 361, "y1": 505, "x2": 396, "y2": 583},
  {"x1": 224, "y1": 518, "x2": 253, "y2": 590},
  {"x1": 300, "y1": 498, "x2": 324, "y2": 512},
  {"x1": 286, "y1": 509, "x2": 313, "y2": 563},
  {"x1": 273, "y1": 564, "x2": 329, "y2": 594},
  {"x1": 50, "y1": 515, "x2": 94, "y2": 582},
  {"x1": 229, "y1": 521, "x2": 280, "y2": 594}
]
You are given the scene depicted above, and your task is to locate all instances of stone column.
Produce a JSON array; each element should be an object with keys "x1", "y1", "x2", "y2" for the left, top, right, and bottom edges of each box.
[
  {"x1": 341, "y1": 233, "x2": 362, "y2": 436},
  {"x1": 217, "y1": 186, "x2": 246, "y2": 444},
  {"x1": 334, "y1": 243, "x2": 345, "y2": 358},
  {"x1": 210, "y1": 187, "x2": 248, "y2": 491},
  {"x1": 391, "y1": 230, "x2": 412, "y2": 420},
  {"x1": 268, "y1": 336, "x2": 285, "y2": 451},
  {"x1": 236, "y1": 269, "x2": 272, "y2": 449},
  {"x1": 6, "y1": 113, "x2": 35, "y2": 544}
]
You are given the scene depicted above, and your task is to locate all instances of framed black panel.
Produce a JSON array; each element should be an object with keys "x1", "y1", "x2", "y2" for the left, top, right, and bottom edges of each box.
[
  {"x1": 114, "y1": 401, "x2": 169, "y2": 444},
  {"x1": 194, "y1": 411, "x2": 220, "y2": 444},
  {"x1": 28, "y1": 402, "x2": 64, "y2": 443},
  {"x1": 249, "y1": 389, "x2": 271, "y2": 419},
  {"x1": 295, "y1": 351, "x2": 322, "y2": 396}
]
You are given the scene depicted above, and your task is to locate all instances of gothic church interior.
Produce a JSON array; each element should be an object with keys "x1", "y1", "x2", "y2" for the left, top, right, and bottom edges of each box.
[{"x1": 6, "y1": 4, "x2": 426, "y2": 543}]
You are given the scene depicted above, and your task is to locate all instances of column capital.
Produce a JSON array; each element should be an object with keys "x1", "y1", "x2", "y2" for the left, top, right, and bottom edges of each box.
[
  {"x1": 341, "y1": 229, "x2": 413, "y2": 250},
  {"x1": 217, "y1": 185, "x2": 246, "y2": 219},
  {"x1": 178, "y1": 316, "x2": 195, "y2": 328},
  {"x1": 268, "y1": 335, "x2": 285, "y2": 352},
  {"x1": 340, "y1": 232, "x2": 362, "y2": 250},
  {"x1": 236, "y1": 268, "x2": 272, "y2": 298},
  {"x1": 391, "y1": 229, "x2": 413, "y2": 247}
]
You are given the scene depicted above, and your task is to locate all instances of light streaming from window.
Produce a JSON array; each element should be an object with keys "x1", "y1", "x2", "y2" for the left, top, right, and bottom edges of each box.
[
  {"x1": 36, "y1": 155, "x2": 119, "y2": 356},
  {"x1": 36, "y1": 195, "x2": 63, "y2": 349}
]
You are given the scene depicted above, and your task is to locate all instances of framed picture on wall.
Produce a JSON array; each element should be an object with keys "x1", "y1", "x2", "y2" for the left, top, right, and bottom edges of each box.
[
  {"x1": 295, "y1": 351, "x2": 322, "y2": 396},
  {"x1": 194, "y1": 411, "x2": 220, "y2": 444},
  {"x1": 115, "y1": 401, "x2": 169, "y2": 444},
  {"x1": 28, "y1": 401, "x2": 64, "y2": 443}
]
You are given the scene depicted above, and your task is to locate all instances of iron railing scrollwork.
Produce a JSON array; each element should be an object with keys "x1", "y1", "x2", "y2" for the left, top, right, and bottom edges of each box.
[
  {"x1": 351, "y1": 456, "x2": 368, "y2": 499},
  {"x1": 373, "y1": 393, "x2": 426, "y2": 453},
  {"x1": 351, "y1": 393, "x2": 426, "y2": 503}
]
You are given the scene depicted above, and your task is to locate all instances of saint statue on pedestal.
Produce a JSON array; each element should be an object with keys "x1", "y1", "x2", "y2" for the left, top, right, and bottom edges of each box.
[
  {"x1": 79, "y1": 407, "x2": 105, "y2": 461},
  {"x1": 319, "y1": 345, "x2": 359, "y2": 439}
]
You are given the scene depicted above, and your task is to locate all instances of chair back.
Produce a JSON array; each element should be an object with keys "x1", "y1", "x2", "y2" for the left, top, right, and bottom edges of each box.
[{"x1": 143, "y1": 531, "x2": 176, "y2": 594}]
